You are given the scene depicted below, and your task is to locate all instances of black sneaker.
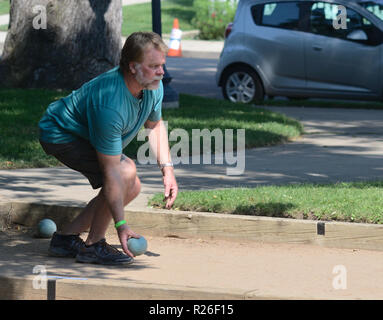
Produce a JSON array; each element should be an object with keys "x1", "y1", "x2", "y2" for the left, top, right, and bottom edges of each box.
[
  {"x1": 48, "y1": 232, "x2": 85, "y2": 258},
  {"x1": 75, "y1": 239, "x2": 134, "y2": 266}
]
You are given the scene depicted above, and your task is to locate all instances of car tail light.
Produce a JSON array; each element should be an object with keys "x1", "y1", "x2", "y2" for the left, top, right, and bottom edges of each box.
[{"x1": 225, "y1": 22, "x2": 233, "y2": 39}]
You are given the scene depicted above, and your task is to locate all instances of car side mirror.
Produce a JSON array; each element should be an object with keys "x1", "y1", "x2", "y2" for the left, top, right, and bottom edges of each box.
[{"x1": 346, "y1": 29, "x2": 368, "y2": 41}]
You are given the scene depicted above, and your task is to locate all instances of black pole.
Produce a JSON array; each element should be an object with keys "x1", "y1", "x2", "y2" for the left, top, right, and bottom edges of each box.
[
  {"x1": 151, "y1": 0, "x2": 179, "y2": 107},
  {"x1": 152, "y1": 0, "x2": 162, "y2": 36}
]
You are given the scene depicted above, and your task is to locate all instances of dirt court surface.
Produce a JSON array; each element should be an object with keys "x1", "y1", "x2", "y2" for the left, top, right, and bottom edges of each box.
[{"x1": 1, "y1": 225, "x2": 383, "y2": 300}]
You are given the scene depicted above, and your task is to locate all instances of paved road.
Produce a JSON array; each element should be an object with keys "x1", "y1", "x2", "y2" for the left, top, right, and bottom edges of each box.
[{"x1": 166, "y1": 57, "x2": 223, "y2": 100}]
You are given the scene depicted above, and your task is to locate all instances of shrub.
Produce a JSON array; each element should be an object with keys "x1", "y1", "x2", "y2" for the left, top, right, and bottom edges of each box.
[{"x1": 192, "y1": 0, "x2": 238, "y2": 40}]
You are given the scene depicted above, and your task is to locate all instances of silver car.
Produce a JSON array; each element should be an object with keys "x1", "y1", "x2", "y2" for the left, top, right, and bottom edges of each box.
[{"x1": 216, "y1": 0, "x2": 383, "y2": 103}]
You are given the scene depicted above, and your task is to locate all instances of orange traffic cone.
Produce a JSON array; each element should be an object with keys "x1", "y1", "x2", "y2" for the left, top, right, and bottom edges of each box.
[{"x1": 168, "y1": 18, "x2": 182, "y2": 57}]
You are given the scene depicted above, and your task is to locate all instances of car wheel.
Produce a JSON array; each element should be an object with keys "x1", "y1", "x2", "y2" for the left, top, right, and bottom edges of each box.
[{"x1": 221, "y1": 66, "x2": 264, "y2": 104}]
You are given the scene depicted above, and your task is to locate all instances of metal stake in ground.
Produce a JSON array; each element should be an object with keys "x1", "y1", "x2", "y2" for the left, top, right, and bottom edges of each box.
[{"x1": 47, "y1": 279, "x2": 56, "y2": 300}]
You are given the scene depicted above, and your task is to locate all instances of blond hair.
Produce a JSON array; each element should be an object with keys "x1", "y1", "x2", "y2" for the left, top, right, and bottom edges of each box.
[{"x1": 120, "y1": 32, "x2": 168, "y2": 73}]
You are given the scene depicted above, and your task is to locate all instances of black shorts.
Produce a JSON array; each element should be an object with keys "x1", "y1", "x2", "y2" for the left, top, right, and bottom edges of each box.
[{"x1": 40, "y1": 138, "x2": 104, "y2": 189}]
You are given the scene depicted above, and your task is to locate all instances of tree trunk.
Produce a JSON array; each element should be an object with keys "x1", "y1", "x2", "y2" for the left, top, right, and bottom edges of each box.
[{"x1": 0, "y1": 0, "x2": 122, "y2": 90}]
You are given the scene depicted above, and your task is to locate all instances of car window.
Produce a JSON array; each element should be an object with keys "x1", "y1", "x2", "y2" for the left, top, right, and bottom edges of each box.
[
  {"x1": 308, "y1": 1, "x2": 383, "y2": 45},
  {"x1": 252, "y1": 2, "x2": 301, "y2": 30},
  {"x1": 310, "y1": 2, "x2": 347, "y2": 37},
  {"x1": 358, "y1": 1, "x2": 383, "y2": 22}
]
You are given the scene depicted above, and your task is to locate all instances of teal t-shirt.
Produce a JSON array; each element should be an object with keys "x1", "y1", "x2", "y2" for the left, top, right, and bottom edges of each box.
[{"x1": 39, "y1": 66, "x2": 163, "y2": 155}]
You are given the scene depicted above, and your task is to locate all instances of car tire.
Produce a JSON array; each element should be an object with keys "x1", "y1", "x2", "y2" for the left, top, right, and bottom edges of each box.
[{"x1": 221, "y1": 66, "x2": 264, "y2": 104}]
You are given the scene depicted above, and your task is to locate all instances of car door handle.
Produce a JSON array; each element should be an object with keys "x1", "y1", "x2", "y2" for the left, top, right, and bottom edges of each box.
[{"x1": 312, "y1": 45, "x2": 323, "y2": 51}]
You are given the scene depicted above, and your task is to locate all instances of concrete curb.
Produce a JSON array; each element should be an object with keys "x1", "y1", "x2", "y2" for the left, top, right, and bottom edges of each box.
[
  {"x1": 2, "y1": 201, "x2": 383, "y2": 252},
  {"x1": 0, "y1": 275, "x2": 254, "y2": 300},
  {"x1": 0, "y1": 274, "x2": 323, "y2": 300}
]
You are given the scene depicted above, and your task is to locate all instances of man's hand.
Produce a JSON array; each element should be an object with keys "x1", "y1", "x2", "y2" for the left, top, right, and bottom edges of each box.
[
  {"x1": 162, "y1": 167, "x2": 178, "y2": 209},
  {"x1": 144, "y1": 118, "x2": 178, "y2": 209},
  {"x1": 116, "y1": 223, "x2": 140, "y2": 258}
]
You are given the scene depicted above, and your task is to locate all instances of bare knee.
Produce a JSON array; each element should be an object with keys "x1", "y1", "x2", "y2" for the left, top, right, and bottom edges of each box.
[
  {"x1": 131, "y1": 176, "x2": 141, "y2": 199},
  {"x1": 120, "y1": 157, "x2": 141, "y2": 202},
  {"x1": 120, "y1": 157, "x2": 137, "y2": 186}
]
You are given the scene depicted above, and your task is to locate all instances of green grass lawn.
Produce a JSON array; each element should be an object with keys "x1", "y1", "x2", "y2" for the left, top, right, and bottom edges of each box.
[
  {"x1": 0, "y1": 0, "x2": 9, "y2": 15},
  {"x1": 122, "y1": 0, "x2": 195, "y2": 36},
  {"x1": 0, "y1": 89, "x2": 302, "y2": 169},
  {"x1": 149, "y1": 181, "x2": 383, "y2": 224},
  {"x1": 0, "y1": 0, "x2": 9, "y2": 32},
  {"x1": 0, "y1": 89, "x2": 65, "y2": 169}
]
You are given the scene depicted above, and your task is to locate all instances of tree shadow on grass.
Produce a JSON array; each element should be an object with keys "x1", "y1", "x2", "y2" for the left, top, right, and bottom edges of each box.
[
  {"x1": 232, "y1": 202, "x2": 296, "y2": 218},
  {"x1": 168, "y1": 94, "x2": 304, "y2": 133}
]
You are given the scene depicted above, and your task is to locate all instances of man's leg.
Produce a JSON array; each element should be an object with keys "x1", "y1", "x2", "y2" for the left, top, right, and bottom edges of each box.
[
  {"x1": 61, "y1": 156, "x2": 141, "y2": 245},
  {"x1": 60, "y1": 195, "x2": 98, "y2": 235},
  {"x1": 85, "y1": 175, "x2": 141, "y2": 245}
]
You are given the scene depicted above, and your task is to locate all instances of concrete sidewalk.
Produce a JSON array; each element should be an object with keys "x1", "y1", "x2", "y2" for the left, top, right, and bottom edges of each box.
[{"x1": 0, "y1": 14, "x2": 8, "y2": 26}]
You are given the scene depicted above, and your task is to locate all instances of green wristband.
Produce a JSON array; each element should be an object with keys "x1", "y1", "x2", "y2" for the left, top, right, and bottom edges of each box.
[{"x1": 115, "y1": 220, "x2": 127, "y2": 229}]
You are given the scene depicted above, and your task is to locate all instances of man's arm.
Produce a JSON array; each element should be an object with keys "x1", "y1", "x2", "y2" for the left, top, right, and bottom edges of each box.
[
  {"x1": 144, "y1": 118, "x2": 178, "y2": 209},
  {"x1": 96, "y1": 152, "x2": 125, "y2": 221},
  {"x1": 144, "y1": 118, "x2": 171, "y2": 164}
]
